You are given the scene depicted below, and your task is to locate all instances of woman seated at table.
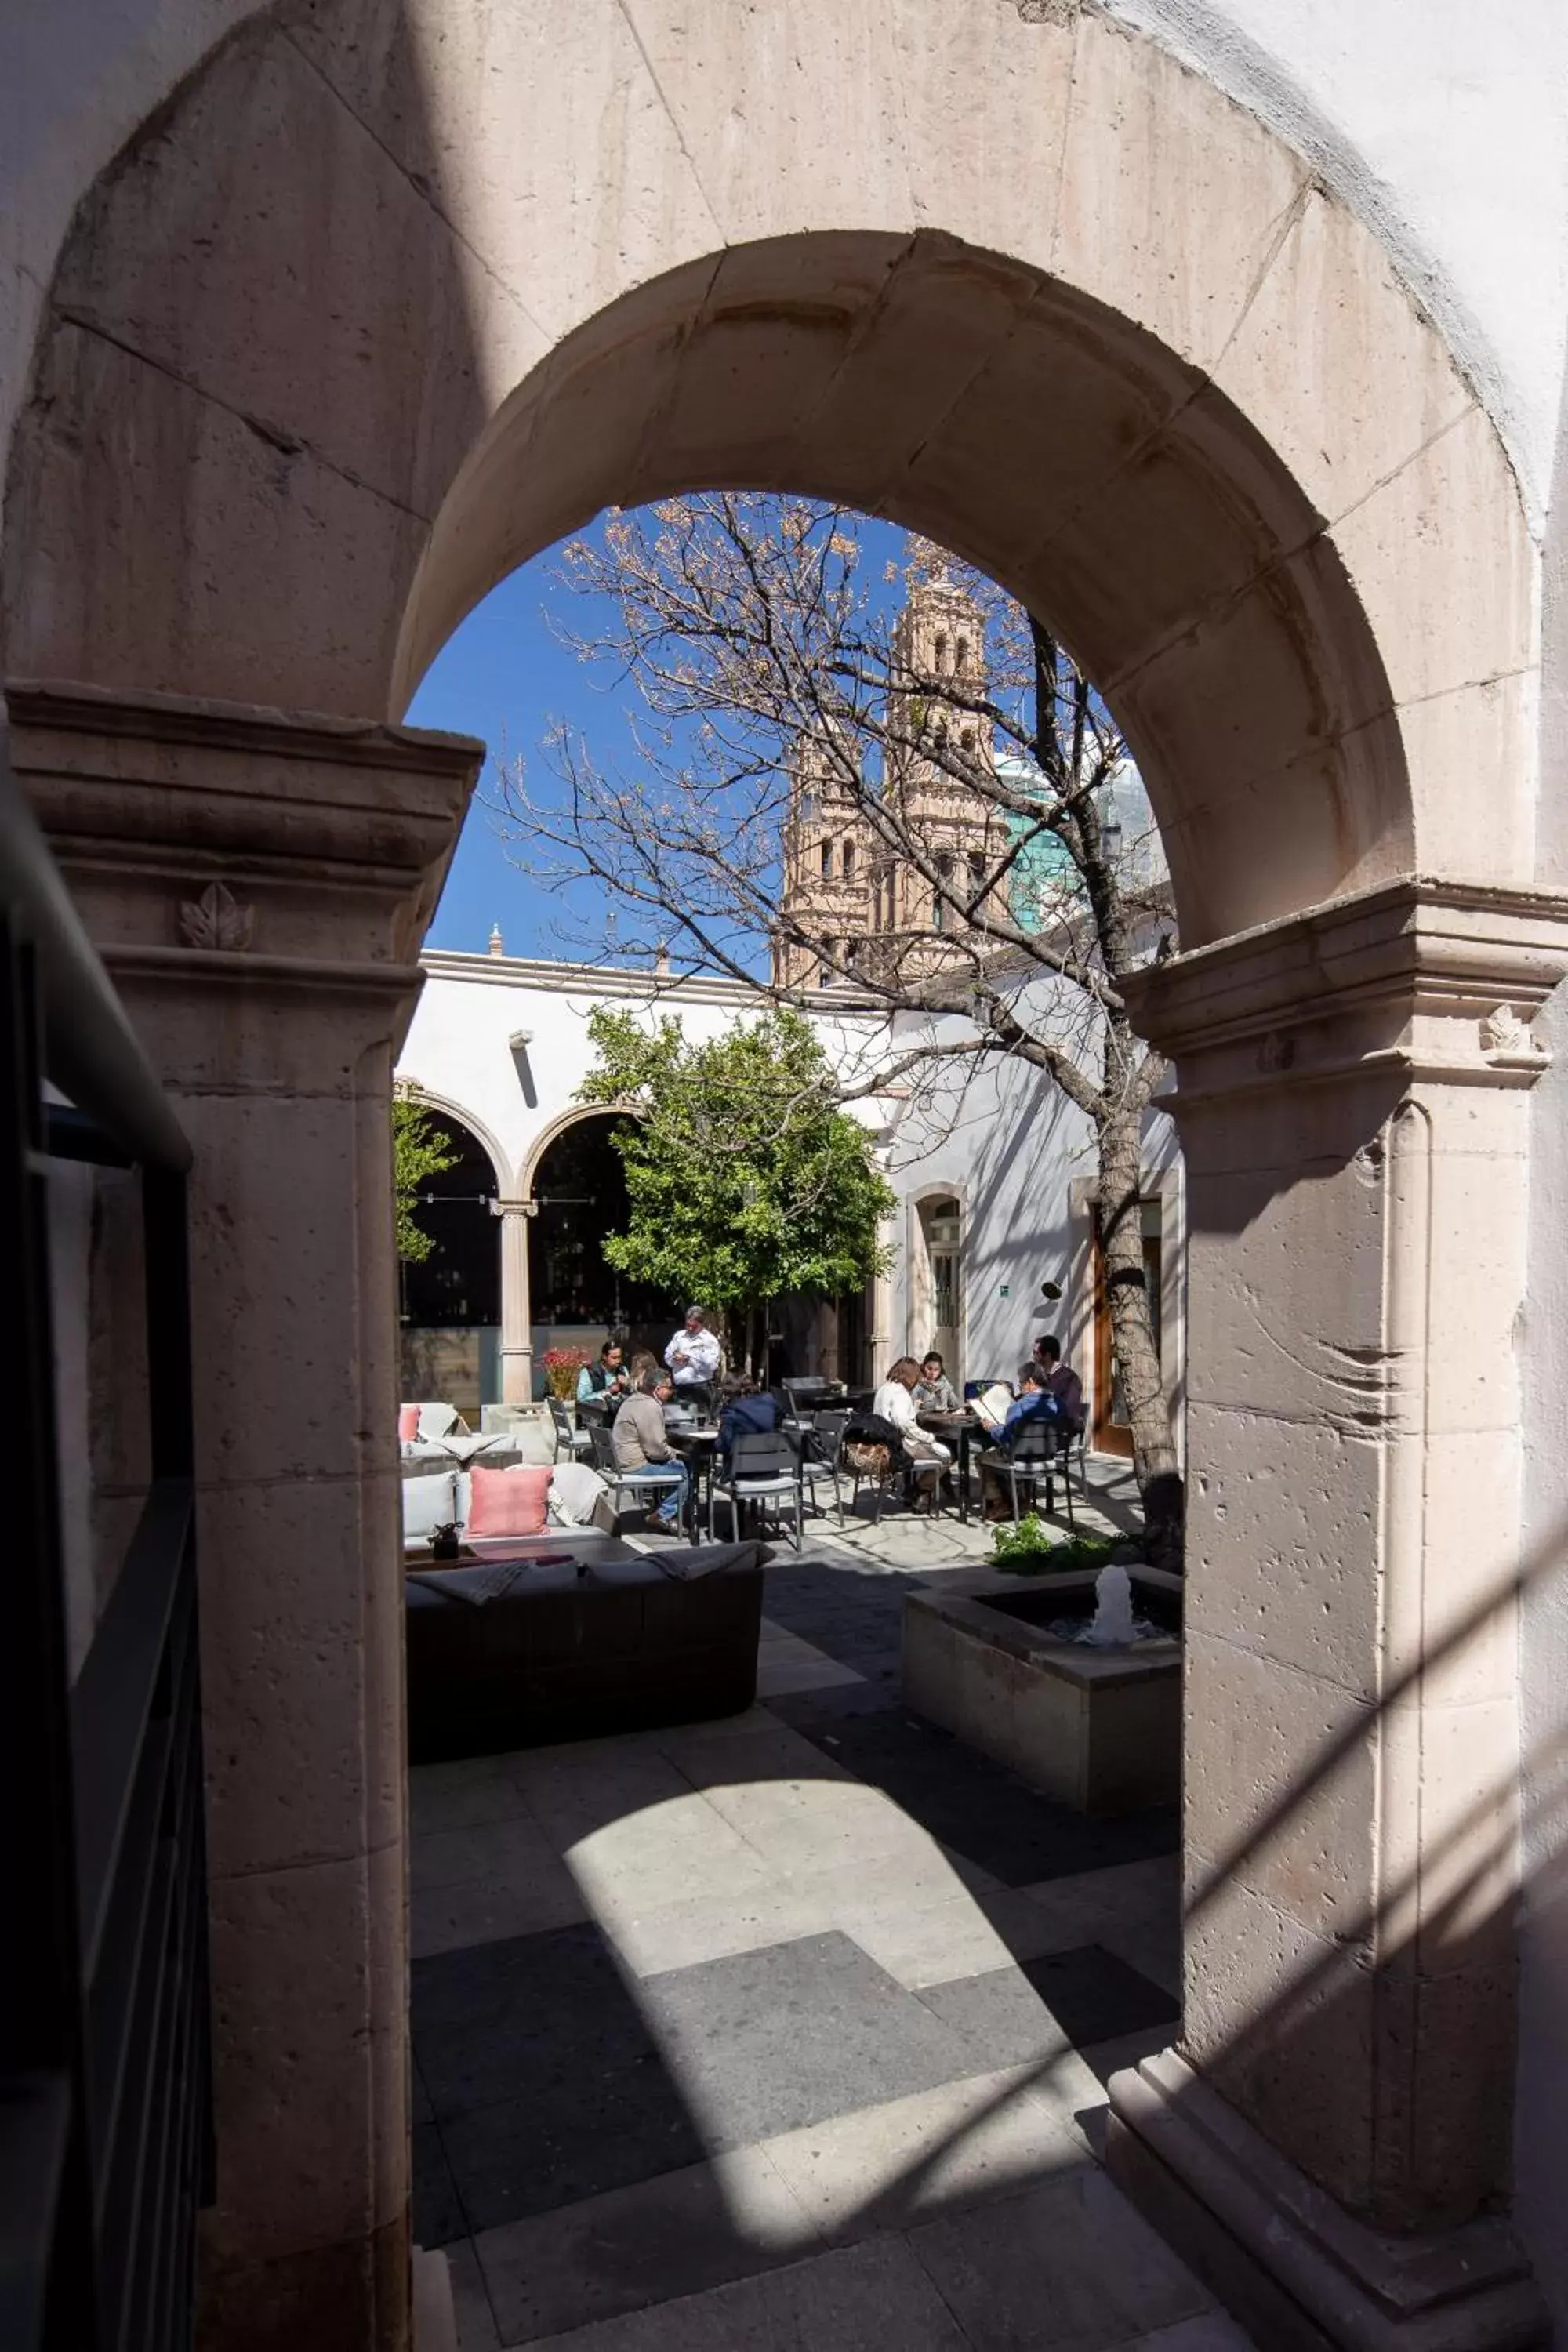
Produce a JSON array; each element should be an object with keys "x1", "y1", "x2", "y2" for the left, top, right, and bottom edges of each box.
[
  {"x1": 717, "y1": 1373, "x2": 779, "y2": 1462},
  {"x1": 873, "y1": 1356, "x2": 952, "y2": 1511},
  {"x1": 912, "y1": 1351, "x2": 960, "y2": 1414},
  {"x1": 577, "y1": 1336, "x2": 630, "y2": 1406}
]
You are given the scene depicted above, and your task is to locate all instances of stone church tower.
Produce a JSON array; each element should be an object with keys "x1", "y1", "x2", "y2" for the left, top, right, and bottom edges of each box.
[
  {"x1": 775, "y1": 572, "x2": 1008, "y2": 988},
  {"x1": 773, "y1": 724, "x2": 874, "y2": 987}
]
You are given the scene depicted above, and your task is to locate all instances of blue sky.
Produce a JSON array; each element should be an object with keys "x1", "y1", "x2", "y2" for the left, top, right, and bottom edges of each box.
[{"x1": 405, "y1": 506, "x2": 913, "y2": 959}]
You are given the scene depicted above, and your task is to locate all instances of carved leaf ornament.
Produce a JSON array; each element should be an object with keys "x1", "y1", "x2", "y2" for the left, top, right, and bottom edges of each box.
[{"x1": 179, "y1": 882, "x2": 255, "y2": 951}]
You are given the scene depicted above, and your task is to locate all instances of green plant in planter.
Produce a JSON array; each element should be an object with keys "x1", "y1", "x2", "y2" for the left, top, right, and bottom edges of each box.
[{"x1": 989, "y1": 1518, "x2": 1120, "y2": 1577}]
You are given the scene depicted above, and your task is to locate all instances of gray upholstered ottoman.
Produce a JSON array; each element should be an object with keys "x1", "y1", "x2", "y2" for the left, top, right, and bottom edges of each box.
[{"x1": 405, "y1": 1537, "x2": 769, "y2": 1762}]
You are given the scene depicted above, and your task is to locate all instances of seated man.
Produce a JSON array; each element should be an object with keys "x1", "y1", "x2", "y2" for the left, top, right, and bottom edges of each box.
[
  {"x1": 1031, "y1": 1332, "x2": 1085, "y2": 1432},
  {"x1": 577, "y1": 1336, "x2": 630, "y2": 1406},
  {"x1": 664, "y1": 1304, "x2": 723, "y2": 1395},
  {"x1": 612, "y1": 1369, "x2": 690, "y2": 1530},
  {"x1": 717, "y1": 1373, "x2": 779, "y2": 1463},
  {"x1": 979, "y1": 1362, "x2": 1065, "y2": 1522}
]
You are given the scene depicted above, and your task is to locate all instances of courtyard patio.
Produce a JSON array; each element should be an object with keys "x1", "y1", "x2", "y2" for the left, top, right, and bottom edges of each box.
[{"x1": 410, "y1": 1486, "x2": 1250, "y2": 2351}]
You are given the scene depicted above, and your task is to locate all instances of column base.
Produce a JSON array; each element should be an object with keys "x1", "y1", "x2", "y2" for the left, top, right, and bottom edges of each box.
[{"x1": 1105, "y1": 2052, "x2": 1548, "y2": 2352}]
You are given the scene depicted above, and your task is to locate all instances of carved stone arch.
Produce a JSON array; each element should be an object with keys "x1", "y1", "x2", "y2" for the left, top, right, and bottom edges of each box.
[
  {"x1": 396, "y1": 1080, "x2": 510, "y2": 1197},
  {"x1": 2, "y1": 0, "x2": 1535, "y2": 949},
  {"x1": 517, "y1": 1098, "x2": 641, "y2": 1209}
]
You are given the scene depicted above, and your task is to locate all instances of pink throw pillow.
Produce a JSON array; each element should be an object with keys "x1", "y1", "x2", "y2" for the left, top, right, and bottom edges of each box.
[
  {"x1": 466, "y1": 1464, "x2": 552, "y2": 1539},
  {"x1": 398, "y1": 1404, "x2": 421, "y2": 1444}
]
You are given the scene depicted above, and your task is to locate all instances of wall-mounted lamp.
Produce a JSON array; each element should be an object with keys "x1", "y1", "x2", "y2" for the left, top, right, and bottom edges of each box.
[
  {"x1": 509, "y1": 1029, "x2": 539, "y2": 1110},
  {"x1": 1040, "y1": 1279, "x2": 1062, "y2": 1302}
]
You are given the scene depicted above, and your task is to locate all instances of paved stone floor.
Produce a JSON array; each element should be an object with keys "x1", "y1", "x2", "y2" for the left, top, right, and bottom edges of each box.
[{"x1": 412, "y1": 1484, "x2": 1254, "y2": 2350}]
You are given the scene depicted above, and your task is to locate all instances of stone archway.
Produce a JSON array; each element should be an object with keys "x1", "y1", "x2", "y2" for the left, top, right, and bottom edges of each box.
[{"x1": 5, "y1": 5, "x2": 1565, "y2": 2347}]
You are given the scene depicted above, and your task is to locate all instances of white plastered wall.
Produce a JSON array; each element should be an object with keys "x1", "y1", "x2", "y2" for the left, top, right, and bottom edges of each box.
[{"x1": 397, "y1": 953, "x2": 1176, "y2": 1403}]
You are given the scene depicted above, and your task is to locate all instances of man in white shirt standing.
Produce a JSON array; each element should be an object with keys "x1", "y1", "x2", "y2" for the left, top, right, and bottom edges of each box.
[{"x1": 664, "y1": 1305, "x2": 722, "y2": 1392}]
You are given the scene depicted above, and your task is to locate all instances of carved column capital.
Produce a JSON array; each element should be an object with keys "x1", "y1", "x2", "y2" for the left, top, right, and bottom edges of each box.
[
  {"x1": 6, "y1": 679, "x2": 482, "y2": 1085},
  {"x1": 1123, "y1": 878, "x2": 1568, "y2": 1109}
]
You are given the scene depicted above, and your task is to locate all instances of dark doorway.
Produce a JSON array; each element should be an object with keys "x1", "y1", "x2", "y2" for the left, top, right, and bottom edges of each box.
[
  {"x1": 528, "y1": 1114, "x2": 680, "y2": 1362},
  {"x1": 400, "y1": 1112, "x2": 501, "y2": 1417}
]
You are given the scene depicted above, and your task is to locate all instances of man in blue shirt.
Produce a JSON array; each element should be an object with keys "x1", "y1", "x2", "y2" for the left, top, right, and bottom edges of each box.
[{"x1": 978, "y1": 1362, "x2": 1062, "y2": 1522}]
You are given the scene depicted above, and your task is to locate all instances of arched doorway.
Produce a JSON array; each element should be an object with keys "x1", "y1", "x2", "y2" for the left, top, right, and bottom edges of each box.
[
  {"x1": 910, "y1": 1190, "x2": 965, "y2": 1378},
  {"x1": 524, "y1": 1110, "x2": 680, "y2": 1373},
  {"x1": 5, "y1": 7, "x2": 1562, "y2": 2343},
  {"x1": 397, "y1": 1107, "x2": 501, "y2": 1421}
]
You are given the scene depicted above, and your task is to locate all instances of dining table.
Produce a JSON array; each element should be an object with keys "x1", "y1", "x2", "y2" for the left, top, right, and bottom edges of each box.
[
  {"x1": 666, "y1": 1420, "x2": 721, "y2": 1541},
  {"x1": 915, "y1": 1407, "x2": 982, "y2": 1524}
]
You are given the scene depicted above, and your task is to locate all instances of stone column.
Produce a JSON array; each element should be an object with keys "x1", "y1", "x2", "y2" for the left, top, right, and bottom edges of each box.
[
  {"x1": 1105, "y1": 881, "x2": 1568, "y2": 2350},
  {"x1": 8, "y1": 681, "x2": 481, "y2": 2352},
  {"x1": 496, "y1": 1197, "x2": 536, "y2": 1403}
]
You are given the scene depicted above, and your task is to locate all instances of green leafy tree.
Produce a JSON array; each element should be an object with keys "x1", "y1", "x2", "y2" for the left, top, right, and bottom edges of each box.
[
  {"x1": 393, "y1": 1087, "x2": 459, "y2": 1264},
  {"x1": 579, "y1": 1006, "x2": 895, "y2": 1373}
]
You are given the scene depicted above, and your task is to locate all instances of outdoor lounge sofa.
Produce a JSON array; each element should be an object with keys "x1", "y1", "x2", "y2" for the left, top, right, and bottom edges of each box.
[{"x1": 405, "y1": 1534, "x2": 770, "y2": 1762}]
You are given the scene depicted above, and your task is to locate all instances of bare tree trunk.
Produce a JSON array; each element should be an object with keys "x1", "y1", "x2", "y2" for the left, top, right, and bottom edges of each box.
[{"x1": 1094, "y1": 1092, "x2": 1183, "y2": 1568}]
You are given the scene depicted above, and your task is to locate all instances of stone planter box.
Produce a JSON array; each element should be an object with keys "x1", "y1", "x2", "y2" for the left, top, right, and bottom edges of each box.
[{"x1": 902, "y1": 1567, "x2": 1183, "y2": 1817}]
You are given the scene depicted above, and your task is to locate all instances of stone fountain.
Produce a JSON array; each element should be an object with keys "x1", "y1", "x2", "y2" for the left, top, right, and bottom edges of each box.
[{"x1": 901, "y1": 1558, "x2": 1183, "y2": 1816}]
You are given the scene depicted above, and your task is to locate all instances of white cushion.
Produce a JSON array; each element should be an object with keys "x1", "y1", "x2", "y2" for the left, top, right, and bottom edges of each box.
[
  {"x1": 403, "y1": 1471, "x2": 457, "y2": 1545},
  {"x1": 547, "y1": 1461, "x2": 608, "y2": 1526},
  {"x1": 414, "y1": 1401, "x2": 463, "y2": 1442}
]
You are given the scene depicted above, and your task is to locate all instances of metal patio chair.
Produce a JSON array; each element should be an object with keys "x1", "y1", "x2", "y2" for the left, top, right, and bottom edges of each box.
[
  {"x1": 712, "y1": 1430, "x2": 803, "y2": 1552},
  {"x1": 842, "y1": 1432, "x2": 900, "y2": 1524},
  {"x1": 549, "y1": 1396, "x2": 593, "y2": 1464},
  {"x1": 586, "y1": 1424, "x2": 687, "y2": 1528},
  {"x1": 1000, "y1": 1417, "x2": 1077, "y2": 1530},
  {"x1": 794, "y1": 1409, "x2": 848, "y2": 1526}
]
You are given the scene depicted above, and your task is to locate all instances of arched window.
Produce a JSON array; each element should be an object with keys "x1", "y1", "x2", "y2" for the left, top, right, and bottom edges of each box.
[
  {"x1": 956, "y1": 635, "x2": 971, "y2": 673},
  {"x1": 842, "y1": 839, "x2": 856, "y2": 879},
  {"x1": 934, "y1": 633, "x2": 948, "y2": 673},
  {"x1": 933, "y1": 853, "x2": 955, "y2": 935},
  {"x1": 820, "y1": 839, "x2": 833, "y2": 878},
  {"x1": 961, "y1": 727, "x2": 975, "y2": 751},
  {"x1": 970, "y1": 850, "x2": 986, "y2": 890},
  {"x1": 800, "y1": 793, "x2": 817, "y2": 825}
]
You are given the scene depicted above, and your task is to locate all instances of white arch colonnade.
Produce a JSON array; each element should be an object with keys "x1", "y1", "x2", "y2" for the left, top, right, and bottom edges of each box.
[{"x1": 3, "y1": 4, "x2": 1564, "y2": 2346}]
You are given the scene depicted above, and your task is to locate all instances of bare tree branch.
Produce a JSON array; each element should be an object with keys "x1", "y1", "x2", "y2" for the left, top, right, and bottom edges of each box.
[{"x1": 496, "y1": 495, "x2": 1183, "y2": 1512}]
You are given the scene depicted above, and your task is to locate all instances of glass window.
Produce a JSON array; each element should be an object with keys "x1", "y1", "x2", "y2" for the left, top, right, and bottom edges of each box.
[
  {"x1": 820, "y1": 839, "x2": 833, "y2": 878},
  {"x1": 935, "y1": 633, "x2": 948, "y2": 672},
  {"x1": 842, "y1": 839, "x2": 855, "y2": 878}
]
